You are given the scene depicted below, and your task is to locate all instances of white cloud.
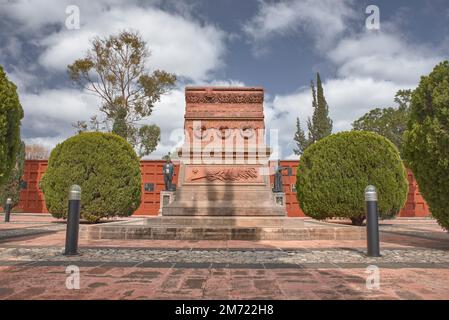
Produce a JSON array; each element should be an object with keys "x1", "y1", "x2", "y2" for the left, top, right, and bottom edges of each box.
[
  {"x1": 141, "y1": 88, "x2": 185, "y2": 158},
  {"x1": 38, "y1": 6, "x2": 226, "y2": 81},
  {"x1": 6, "y1": 68, "x2": 38, "y2": 92},
  {"x1": 21, "y1": 89, "x2": 98, "y2": 123},
  {"x1": 0, "y1": 0, "x2": 70, "y2": 31},
  {"x1": 3, "y1": 0, "x2": 448, "y2": 160},
  {"x1": 20, "y1": 88, "x2": 100, "y2": 147},
  {"x1": 244, "y1": 0, "x2": 448, "y2": 158},
  {"x1": 266, "y1": 77, "x2": 409, "y2": 158},
  {"x1": 1, "y1": 0, "x2": 229, "y2": 154},
  {"x1": 243, "y1": 0, "x2": 356, "y2": 51},
  {"x1": 0, "y1": 0, "x2": 146, "y2": 31},
  {"x1": 206, "y1": 79, "x2": 245, "y2": 87},
  {"x1": 18, "y1": 85, "x2": 185, "y2": 156},
  {"x1": 2, "y1": 1, "x2": 226, "y2": 82},
  {"x1": 329, "y1": 31, "x2": 445, "y2": 85}
]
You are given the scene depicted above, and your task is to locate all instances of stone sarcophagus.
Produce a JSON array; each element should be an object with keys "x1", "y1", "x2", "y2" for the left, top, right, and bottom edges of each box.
[{"x1": 162, "y1": 86, "x2": 286, "y2": 216}]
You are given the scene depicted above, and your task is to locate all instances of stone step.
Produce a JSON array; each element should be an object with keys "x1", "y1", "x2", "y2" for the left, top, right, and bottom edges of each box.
[
  {"x1": 144, "y1": 216, "x2": 304, "y2": 227},
  {"x1": 175, "y1": 191, "x2": 275, "y2": 201},
  {"x1": 166, "y1": 200, "x2": 276, "y2": 207},
  {"x1": 162, "y1": 206, "x2": 286, "y2": 216},
  {"x1": 81, "y1": 224, "x2": 365, "y2": 241}
]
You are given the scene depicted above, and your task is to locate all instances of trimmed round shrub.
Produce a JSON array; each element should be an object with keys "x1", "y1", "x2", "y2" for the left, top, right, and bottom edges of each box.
[
  {"x1": 296, "y1": 131, "x2": 408, "y2": 225},
  {"x1": 403, "y1": 61, "x2": 449, "y2": 230},
  {"x1": 41, "y1": 132, "x2": 142, "y2": 222}
]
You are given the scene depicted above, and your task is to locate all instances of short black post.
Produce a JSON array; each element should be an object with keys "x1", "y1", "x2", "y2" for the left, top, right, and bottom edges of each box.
[
  {"x1": 4, "y1": 198, "x2": 12, "y2": 223},
  {"x1": 365, "y1": 185, "x2": 380, "y2": 257},
  {"x1": 64, "y1": 185, "x2": 81, "y2": 256}
]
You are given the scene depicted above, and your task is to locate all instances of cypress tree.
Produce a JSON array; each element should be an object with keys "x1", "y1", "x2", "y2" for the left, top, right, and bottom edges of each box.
[
  {"x1": 0, "y1": 66, "x2": 24, "y2": 185},
  {"x1": 0, "y1": 141, "x2": 25, "y2": 208},
  {"x1": 308, "y1": 73, "x2": 332, "y2": 143},
  {"x1": 403, "y1": 61, "x2": 449, "y2": 230},
  {"x1": 293, "y1": 117, "x2": 308, "y2": 155},
  {"x1": 293, "y1": 73, "x2": 333, "y2": 155}
]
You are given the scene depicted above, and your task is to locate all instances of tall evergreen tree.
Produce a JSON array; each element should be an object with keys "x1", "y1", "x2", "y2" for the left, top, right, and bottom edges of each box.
[
  {"x1": 308, "y1": 73, "x2": 332, "y2": 143},
  {"x1": 307, "y1": 79, "x2": 318, "y2": 142},
  {"x1": 293, "y1": 117, "x2": 308, "y2": 155},
  {"x1": 0, "y1": 141, "x2": 25, "y2": 208},
  {"x1": 293, "y1": 73, "x2": 333, "y2": 155},
  {"x1": 0, "y1": 65, "x2": 24, "y2": 185}
]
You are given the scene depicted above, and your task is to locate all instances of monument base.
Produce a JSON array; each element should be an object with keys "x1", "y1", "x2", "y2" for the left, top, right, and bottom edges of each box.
[
  {"x1": 273, "y1": 192, "x2": 286, "y2": 208},
  {"x1": 159, "y1": 191, "x2": 175, "y2": 215},
  {"x1": 80, "y1": 217, "x2": 366, "y2": 241},
  {"x1": 162, "y1": 185, "x2": 285, "y2": 216}
]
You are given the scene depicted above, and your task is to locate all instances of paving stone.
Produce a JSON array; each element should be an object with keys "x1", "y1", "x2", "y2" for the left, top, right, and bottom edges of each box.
[{"x1": 1, "y1": 216, "x2": 449, "y2": 299}]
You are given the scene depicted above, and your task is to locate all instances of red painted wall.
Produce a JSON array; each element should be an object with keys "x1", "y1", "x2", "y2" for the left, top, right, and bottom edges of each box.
[
  {"x1": 134, "y1": 161, "x2": 180, "y2": 215},
  {"x1": 400, "y1": 168, "x2": 430, "y2": 217},
  {"x1": 18, "y1": 160, "x2": 48, "y2": 213},
  {"x1": 16, "y1": 160, "x2": 430, "y2": 218}
]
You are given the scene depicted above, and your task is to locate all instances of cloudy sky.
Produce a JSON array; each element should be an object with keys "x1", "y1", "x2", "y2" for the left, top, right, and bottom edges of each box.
[{"x1": 1, "y1": 0, "x2": 448, "y2": 159}]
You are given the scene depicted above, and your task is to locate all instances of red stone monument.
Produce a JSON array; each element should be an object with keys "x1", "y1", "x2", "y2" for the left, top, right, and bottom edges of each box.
[{"x1": 162, "y1": 86, "x2": 286, "y2": 216}]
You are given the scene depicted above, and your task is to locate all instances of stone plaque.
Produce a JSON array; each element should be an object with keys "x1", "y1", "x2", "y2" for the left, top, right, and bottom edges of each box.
[
  {"x1": 20, "y1": 180, "x2": 28, "y2": 190},
  {"x1": 144, "y1": 183, "x2": 154, "y2": 192},
  {"x1": 163, "y1": 194, "x2": 170, "y2": 206}
]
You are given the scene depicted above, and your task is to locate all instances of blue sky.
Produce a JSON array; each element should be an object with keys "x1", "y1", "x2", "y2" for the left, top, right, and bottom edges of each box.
[{"x1": 1, "y1": 0, "x2": 448, "y2": 158}]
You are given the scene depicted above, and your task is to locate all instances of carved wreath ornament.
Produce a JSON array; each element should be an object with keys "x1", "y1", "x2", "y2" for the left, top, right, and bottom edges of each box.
[{"x1": 192, "y1": 126, "x2": 255, "y2": 139}]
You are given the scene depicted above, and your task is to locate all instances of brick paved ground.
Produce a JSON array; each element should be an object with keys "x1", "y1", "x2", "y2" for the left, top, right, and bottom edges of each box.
[{"x1": 0, "y1": 213, "x2": 448, "y2": 299}]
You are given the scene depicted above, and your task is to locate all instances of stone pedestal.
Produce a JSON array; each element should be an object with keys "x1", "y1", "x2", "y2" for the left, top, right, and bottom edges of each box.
[
  {"x1": 161, "y1": 86, "x2": 287, "y2": 217},
  {"x1": 273, "y1": 192, "x2": 286, "y2": 208},
  {"x1": 159, "y1": 191, "x2": 175, "y2": 215}
]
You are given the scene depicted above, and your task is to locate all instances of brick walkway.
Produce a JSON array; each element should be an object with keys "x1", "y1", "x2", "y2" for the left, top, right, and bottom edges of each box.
[{"x1": 0, "y1": 213, "x2": 448, "y2": 299}]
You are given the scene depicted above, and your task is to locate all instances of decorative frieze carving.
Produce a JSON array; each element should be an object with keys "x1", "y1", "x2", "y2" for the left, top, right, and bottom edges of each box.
[
  {"x1": 184, "y1": 166, "x2": 263, "y2": 183},
  {"x1": 186, "y1": 92, "x2": 264, "y2": 104}
]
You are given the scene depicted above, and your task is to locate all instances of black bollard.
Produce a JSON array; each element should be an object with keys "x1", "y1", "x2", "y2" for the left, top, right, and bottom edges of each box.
[
  {"x1": 4, "y1": 198, "x2": 12, "y2": 223},
  {"x1": 64, "y1": 185, "x2": 81, "y2": 256},
  {"x1": 365, "y1": 185, "x2": 380, "y2": 257}
]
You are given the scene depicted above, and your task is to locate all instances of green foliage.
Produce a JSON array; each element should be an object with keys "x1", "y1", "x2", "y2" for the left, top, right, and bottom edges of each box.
[
  {"x1": 403, "y1": 61, "x2": 449, "y2": 230},
  {"x1": 127, "y1": 124, "x2": 161, "y2": 158},
  {"x1": 294, "y1": 73, "x2": 332, "y2": 155},
  {"x1": 293, "y1": 118, "x2": 308, "y2": 155},
  {"x1": 0, "y1": 141, "x2": 25, "y2": 208},
  {"x1": 352, "y1": 90, "x2": 412, "y2": 152},
  {"x1": 112, "y1": 107, "x2": 128, "y2": 139},
  {"x1": 307, "y1": 73, "x2": 333, "y2": 143},
  {"x1": 41, "y1": 132, "x2": 142, "y2": 223},
  {"x1": 296, "y1": 131, "x2": 408, "y2": 225},
  {"x1": 68, "y1": 30, "x2": 176, "y2": 156},
  {"x1": 0, "y1": 66, "x2": 24, "y2": 185}
]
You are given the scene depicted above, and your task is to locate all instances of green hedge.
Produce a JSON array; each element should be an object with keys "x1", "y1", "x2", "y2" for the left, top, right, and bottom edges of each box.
[
  {"x1": 296, "y1": 131, "x2": 408, "y2": 225},
  {"x1": 41, "y1": 132, "x2": 142, "y2": 222},
  {"x1": 403, "y1": 61, "x2": 449, "y2": 230}
]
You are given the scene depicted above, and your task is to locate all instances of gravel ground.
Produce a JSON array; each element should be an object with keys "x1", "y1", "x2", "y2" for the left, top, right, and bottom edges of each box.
[{"x1": 1, "y1": 246, "x2": 449, "y2": 264}]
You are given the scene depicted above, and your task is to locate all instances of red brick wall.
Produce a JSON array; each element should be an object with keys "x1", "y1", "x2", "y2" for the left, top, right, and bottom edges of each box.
[
  {"x1": 18, "y1": 160, "x2": 48, "y2": 213},
  {"x1": 16, "y1": 160, "x2": 430, "y2": 218},
  {"x1": 399, "y1": 168, "x2": 430, "y2": 217},
  {"x1": 269, "y1": 161, "x2": 305, "y2": 217},
  {"x1": 135, "y1": 161, "x2": 180, "y2": 215}
]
